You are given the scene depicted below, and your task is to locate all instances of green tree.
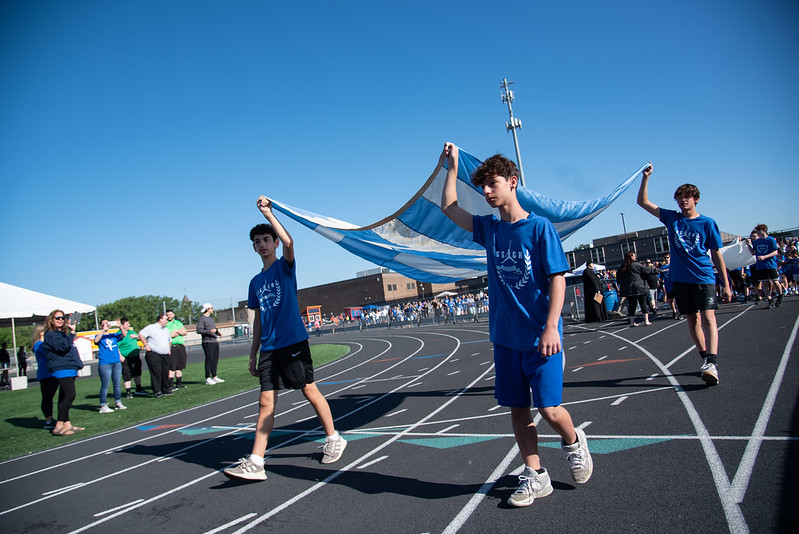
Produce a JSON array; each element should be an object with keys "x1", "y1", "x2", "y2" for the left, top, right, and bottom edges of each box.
[{"x1": 90, "y1": 295, "x2": 203, "y2": 331}]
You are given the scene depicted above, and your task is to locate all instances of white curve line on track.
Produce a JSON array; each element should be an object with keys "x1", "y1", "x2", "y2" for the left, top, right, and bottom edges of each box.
[{"x1": 585, "y1": 309, "x2": 759, "y2": 534}]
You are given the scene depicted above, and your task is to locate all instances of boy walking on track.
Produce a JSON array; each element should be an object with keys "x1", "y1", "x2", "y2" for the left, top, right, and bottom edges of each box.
[
  {"x1": 224, "y1": 195, "x2": 346, "y2": 482},
  {"x1": 637, "y1": 164, "x2": 731, "y2": 385},
  {"x1": 439, "y1": 143, "x2": 593, "y2": 507}
]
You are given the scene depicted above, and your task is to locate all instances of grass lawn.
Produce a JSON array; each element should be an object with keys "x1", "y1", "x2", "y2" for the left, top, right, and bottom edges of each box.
[{"x1": 0, "y1": 344, "x2": 350, "y2": 462}]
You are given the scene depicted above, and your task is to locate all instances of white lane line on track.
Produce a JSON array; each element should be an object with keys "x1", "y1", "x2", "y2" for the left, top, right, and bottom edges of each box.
[
  {"x1": 611, "y1": 396, "x2": 628, "y2": 405},
  {"x1": 43, "y1": 483, "x2": 84, "y2": 496},
  {"x1": 94, "y1": 499, "x2": 144, "y2": 517},
  {"x1": 571, "y1": 367, "x2": 584, "y2": 373},
  {"x1": 356, "y1": 455, "x2": 389, "y2": 470},
  {"x1": 203, "y1": 513, "x2": 257, "y2": 534},
  {"x1": 436, "y1": 425, "x2": 460, "y2": 434},
  {"x1": 441, "y1": 413, "x2": 542, "y2": 533},
  {"x1": 589, "y1": 310, "x2": 758, "y2": 534},
  {"x1": 385, "y1": 409, "x2": 407, "y2": 417},
  {"x1": 646, "y1": 374, "x2": 658, "y2": 380},
  {"x1": 157, "y1": 452, "x2": 186, "y2": 462},
  {"x1": 448, "y1": 371, "x2": 461, "y2": 375},
  {"x1": 730, "y1": 312, "x2": 799, "y2": 503},
  {"x1": 597, "y1": 355, "x2": 607, "y2": 360}
]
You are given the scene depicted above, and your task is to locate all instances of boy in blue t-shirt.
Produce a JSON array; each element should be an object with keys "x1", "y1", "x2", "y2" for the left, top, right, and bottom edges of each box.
[
  {"x1": 747, "y1": 223, "x2": 784, "y2": 308},
  {"x1": 223, "y1": 196, "x2": 346, "y2": 482},
  {"x1": 637, "y1": 164, "x2": 731, "y2": 386},
  {"x1": 440, "y1": 143, "x2": 592, "y2": 508}
]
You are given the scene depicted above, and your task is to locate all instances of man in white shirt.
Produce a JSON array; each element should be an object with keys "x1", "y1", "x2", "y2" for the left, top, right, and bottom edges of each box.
[{"x1": 139, "y1": 314, "x2": 172, "y2": 398}]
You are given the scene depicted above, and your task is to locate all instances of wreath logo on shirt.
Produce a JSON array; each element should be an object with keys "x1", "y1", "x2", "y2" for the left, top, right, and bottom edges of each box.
[
  {"x1": 673, "y1": 224, "x2": 701, "y2": 253},
  {"x1": 257, "y1": 281, "x2": 282, "y2": 311},
  {"x1": 494, "y1": 243, "x2": 531, "y2": 289}
]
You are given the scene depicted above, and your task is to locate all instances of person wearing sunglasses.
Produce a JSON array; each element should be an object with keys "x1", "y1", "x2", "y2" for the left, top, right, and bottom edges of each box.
[{"x1": 41, "y1": 310, "x2": 85, "y2": 436}]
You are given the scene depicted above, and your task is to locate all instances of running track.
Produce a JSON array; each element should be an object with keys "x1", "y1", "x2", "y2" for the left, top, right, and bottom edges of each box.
[{"x1": 1, "y1": 299, "x2": 797, "y2": 533}]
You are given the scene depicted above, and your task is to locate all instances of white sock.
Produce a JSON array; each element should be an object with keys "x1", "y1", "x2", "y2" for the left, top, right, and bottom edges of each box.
[
  {"x1": 326, "y1": 431, "x2": 340, "y2": 441},
  {"x1": 249, "y1": 454, "x2": 265, "y2": 466}
]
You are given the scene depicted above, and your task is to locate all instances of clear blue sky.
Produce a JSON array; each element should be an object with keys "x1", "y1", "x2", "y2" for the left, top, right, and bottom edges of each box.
[{"x1": 1, "y1": 1, "x2": 797, "y2": 310}]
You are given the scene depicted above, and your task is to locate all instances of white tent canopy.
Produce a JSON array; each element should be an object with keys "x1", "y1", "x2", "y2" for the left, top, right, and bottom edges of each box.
[
  {"x1": 0, "y1": 282, "x2": 96, "y2": 381},
  {"x1": 570, "y1": 262, "x2": 606, "y2": 276},
  {"x1": 0, "y1": 282, "x2": 96, "y2": 327}
]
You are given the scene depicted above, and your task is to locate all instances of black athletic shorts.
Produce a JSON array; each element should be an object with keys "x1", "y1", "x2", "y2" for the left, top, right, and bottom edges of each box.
[
  {"x1": 755, "y1": 268, "x2": 779, "y2": 282},
  {"x1": 170, "y1": 344, "x2": 187, "y2": 371},
  {"x1": 672, "y1": 282, "x2": 717, "y2": 315},
  {"x1": 122, "y1": 350, "x2": 142, "y2": 381},
  {"x1": 257, "y1": 339, "x2": 315, "y2": 391}
]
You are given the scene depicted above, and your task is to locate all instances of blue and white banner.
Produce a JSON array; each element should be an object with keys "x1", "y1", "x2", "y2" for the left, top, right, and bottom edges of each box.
[{"x1": 269, "y1": 147, "x2": 648, "y2": 283}]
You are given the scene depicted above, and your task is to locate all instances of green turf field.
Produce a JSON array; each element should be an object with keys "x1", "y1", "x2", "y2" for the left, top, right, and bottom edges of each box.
[{"x1": 0, "y1": 344, "x2": 350, "y2": 462}]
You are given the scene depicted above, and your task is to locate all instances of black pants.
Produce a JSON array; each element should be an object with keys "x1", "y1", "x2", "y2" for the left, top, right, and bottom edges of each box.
[
  {"x1": 56, "y1": 376, "x2": 77, "y2": 422},
  {"x1": 202, "y1": 341, "x2": 220, "y2": 378},
  {"x1": 40, "y1": 376, "x2": 64, "y2": 419},
  {"x1": 145, "y1": 351, "x2": 170, "y2": 394}
]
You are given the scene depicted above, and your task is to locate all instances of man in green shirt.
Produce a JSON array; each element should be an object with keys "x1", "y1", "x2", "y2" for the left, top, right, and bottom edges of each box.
[
  {"x1": 166, "y1": 309, "x2": 189, "y2": 389},
  {"x1": 118, "y1": 317, "x2": 146, "y2": 398}
]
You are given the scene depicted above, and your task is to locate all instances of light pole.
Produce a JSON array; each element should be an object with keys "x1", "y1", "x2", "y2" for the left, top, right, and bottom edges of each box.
[
  {"x1": 620, "y1": 213, "x2": 630, "y2": 250},
  {"x1": 500, "y1": 78, "x2": 526, "y2": 187}
]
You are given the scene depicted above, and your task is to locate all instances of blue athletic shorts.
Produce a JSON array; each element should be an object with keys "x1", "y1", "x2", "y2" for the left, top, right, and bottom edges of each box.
[{"x1": 493, "y1": 344, "x2": 563, "y2": 408}]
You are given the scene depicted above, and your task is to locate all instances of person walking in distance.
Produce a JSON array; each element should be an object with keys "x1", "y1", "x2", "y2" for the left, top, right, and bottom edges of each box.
[{"x1": 197, "y1": 304, "x2": 223, "y2": 385}]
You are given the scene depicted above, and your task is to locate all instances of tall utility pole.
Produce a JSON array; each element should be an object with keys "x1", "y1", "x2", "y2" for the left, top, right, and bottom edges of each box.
[
  {"x1": 500, "y1": 78, "x2": 526, "y2": 187},
  {"x1": 620, "y1": 213, "x2": 630, "y2": 249}
]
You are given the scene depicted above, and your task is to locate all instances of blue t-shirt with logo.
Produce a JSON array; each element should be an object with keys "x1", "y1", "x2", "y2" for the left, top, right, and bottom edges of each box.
[
  {"x1": 660, "y1": 262, "x2": 672, "y2": 292},
  {"x1": 473, "y1": 213, "x2": 569, "y2": 352},
  {"x1": 659, "y1": 209, "x2": 721, "y2": 285},
  {"x1": 96, "y1": 332, "x2": 124, "y2": 364},
  {"x1": 248, "y1": 258, "x2": 309, "y2": 352},
  {"x1": 752, "y1": 236, "x2": 778, "y2": 270}
]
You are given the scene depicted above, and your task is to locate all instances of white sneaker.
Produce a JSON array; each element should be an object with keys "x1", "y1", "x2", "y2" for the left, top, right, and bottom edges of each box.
[
  {"x1": 213, "y1": 376, "x2": 224, "y2": 383},
  {"x1": 321, "y1": 435, "x2": 347, "y2": 464},
  {"x1": 702, "y1": 363, "x2": 719, "y2": 386},
  {"x1": 115, "y1": 402, "x2": 127, "y2": 410},
  {"x1": 562, "y1": 427, "x2": 593, "y2": 484},
  {"x1": 223, "y1": 457, "x2": 267, "y2": 482},
  {"x1": 99, "y1": 405, "x2": 114, "y2": 414},
  {"x1": 507, "y1": 469, "x2": 553, "y2": 507},
  {"x1": 206, "y1": 377, "x2": 216, "y2": 385}
]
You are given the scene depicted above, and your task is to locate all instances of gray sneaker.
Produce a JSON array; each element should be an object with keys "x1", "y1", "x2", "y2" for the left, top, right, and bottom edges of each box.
[
  {"x1": 321, "y1": 435, "x2": 347, "y2": 464},
  {"x1": 223, "y1": 457, "x2": 267, "y2": 481},
  {"x1": 507, "y1": 469, "x2": 553, "y2": 507},
  {"x1": 562, "y1": 428, "x2": 593, "y2": 484}
]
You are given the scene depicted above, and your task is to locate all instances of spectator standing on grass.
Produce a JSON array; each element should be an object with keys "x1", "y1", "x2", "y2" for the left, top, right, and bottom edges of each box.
[
  {"x1": 223, "y1": 196, "x2": 346, "y2": 482},
  {"x1": 118, "y1": 317, "x2": 146, "y2": 398},
  {"x1": 0, "y1": 342, "x2": 10, "y2": 388},
  {"x1": 94, "y1": 319, "x2": 127, "y2": 413},
  {"x1": 42, "y1": 310, "x2": 85, "y2": 436},
  {"x1": 33, "y1": 326, "x2": 62, "y2": 430},
  {"x1": 138, "y1": 314, "x2": 172, "y2": 398},
  {"x1": 637, "y1": 164, "x2": 731, "y2": 386},
  {"x1": 197, "y1": 304, "x2": 223, "y2": 385},
  {"x1": 439, "y1": 143, "x2": 592, "y2": 508},
  {"x1": 166, "y1": 309, "x2": 188, "y2": 389},
  {"x1": 17, "y1": 345, "x2": 28, "y2": 377}
]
